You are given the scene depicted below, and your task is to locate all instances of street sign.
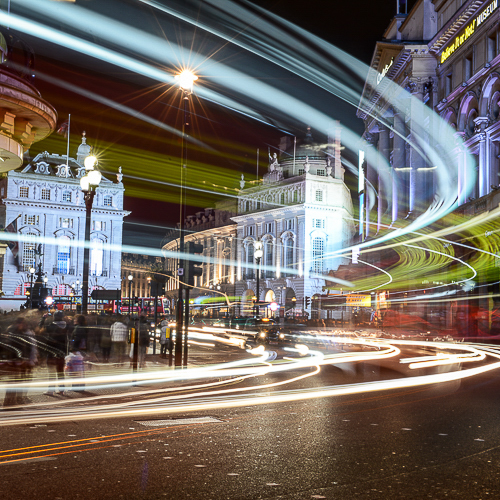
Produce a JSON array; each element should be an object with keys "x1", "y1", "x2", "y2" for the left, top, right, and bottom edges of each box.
[
  {"x1": 346, "y1": 294, "x2": 371, "y2": 307},
  {"x1": 91, "y1": 289, "x2": 121, "y2": 300}
]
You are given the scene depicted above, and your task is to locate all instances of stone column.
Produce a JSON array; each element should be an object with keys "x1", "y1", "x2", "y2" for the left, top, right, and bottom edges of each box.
[
  {"x1": 392, "y1": 111, "x2": 406, "y2": 222},
  {"x1": 473, "y1": 116, "x2": 490, "y2": 197},
  {"x1": 364, "y1": 134, "x2": 378, "y2": 238},
  {"x1": 454, "y1": 132, "x2": 467, "y2": 206},
  {"x1": 408, "y1": 80, "x2": 425, "y2": 214},
  {"x1": 378, "y1": 124, "x2": 391, "y2": 232}
]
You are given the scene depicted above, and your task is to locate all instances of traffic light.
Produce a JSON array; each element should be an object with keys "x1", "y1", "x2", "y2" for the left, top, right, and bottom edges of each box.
[
  {"x1": 185, "y1": 241, "x2": 203, "y2": 286},
  {"x1": 304, "y1": 296, "x2": 310, "y2": 308}
]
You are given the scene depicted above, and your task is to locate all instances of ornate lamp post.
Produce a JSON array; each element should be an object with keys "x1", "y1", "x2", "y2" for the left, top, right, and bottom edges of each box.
[
  {"x1": 29, "y1": 266, "x2": 35, "y2": 309},
  {"x1": 79, "y1": 155, "x2": 101, "y2": 315},
  {"x1": 254, "y1": 241, "x2": 263, "y2": 316}
]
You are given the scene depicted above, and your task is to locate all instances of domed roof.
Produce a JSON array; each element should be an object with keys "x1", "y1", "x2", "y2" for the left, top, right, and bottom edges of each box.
[
  {"x1": 76, "y1": 132, "x2": 92, "y2": 164},
  {"x1": 280, "y1": 127, "x2": 327, "y2": 162}
]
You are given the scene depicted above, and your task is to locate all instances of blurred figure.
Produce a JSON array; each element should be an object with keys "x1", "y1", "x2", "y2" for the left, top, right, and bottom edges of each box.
[
  {"x1": 1, "y1": 316, "x2": 37, "y2": 407},
  {"x1": 64, "y1": 347, "x2": 85, "y2": 392},
  {"x1": 110, "y1": 315, "x2": 128, "y2": 364},
  {"x1": 71, "y1": 315, "x2": 88, "y2": 354},
  {"x1": 138, "y1": 315, "x2": 150, "y2": 368},
  {"x1": 159, "y1": 319, "x2": 170, "y2": 359},
  {"x1": 44, "y1": 310, "x2": 69, "y2": 395},
  {"x1": 99, "y1": 318, "x2": 112, "y2": 363}
]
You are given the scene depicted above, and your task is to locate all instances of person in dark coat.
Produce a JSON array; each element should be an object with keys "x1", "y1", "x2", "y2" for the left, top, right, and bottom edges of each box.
[
  {"x1": 1, "y1": 316, "x2": 38, "y2": 407},
  {"x1": 71, "y1": 315, "x2": 88, "y2": 354},
  {"x1": 44, "y1": 311, "x2": 69, "y2": 395},
  {"x1": 138, "y1": 316, "x2": 150, "y2": 368}
]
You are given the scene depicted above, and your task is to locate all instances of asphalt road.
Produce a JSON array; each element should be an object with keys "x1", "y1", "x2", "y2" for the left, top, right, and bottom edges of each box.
[{"x1": 2, "y1": 340, "x2": 500, "y2": 499}]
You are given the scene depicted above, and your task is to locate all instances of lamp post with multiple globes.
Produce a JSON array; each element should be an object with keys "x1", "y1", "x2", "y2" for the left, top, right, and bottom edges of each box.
[
  {"x1": 254, "y1": 241, "x2": 263, "y2": 316},
  {"x1": 79, "y1": 155, "x2": 101, "y2": 315}
]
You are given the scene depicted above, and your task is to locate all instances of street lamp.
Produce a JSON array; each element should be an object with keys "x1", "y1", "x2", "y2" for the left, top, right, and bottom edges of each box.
[
  {"x1": 80, "y1": 154, "x2": 101, "y2": 315},
  {"x1": 29, "y1": 266, "x2": 35, "y2": 309},
  {"x1": 175, "y1": 68, "x2": 197, "y2": 368},
  {"x1": 254, "y1": 241, "x2": 263, "y2": 316},
  {"x1": 128, "y1": 274, "x2": 133, "y2": 316}
]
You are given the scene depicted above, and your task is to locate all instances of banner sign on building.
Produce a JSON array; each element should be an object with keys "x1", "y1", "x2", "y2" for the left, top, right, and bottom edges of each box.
[
  {"x1": 346, "y1": 294, "x2": 371, "y2": 307},
  {"x1": 440, "y1": 0, "x2": 498, "y2": 63}
]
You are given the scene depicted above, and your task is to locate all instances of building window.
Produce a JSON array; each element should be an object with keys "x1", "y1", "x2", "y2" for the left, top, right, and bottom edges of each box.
[
  {"x1": 57, "y1": 236, "x2": 71, "y2": 274},
  {"x1": 245, "y1": 201, "x2": 250, "y2": 212},
  {"x1": 103, "y1": 195, "x2": 113, "y2": 207},
  {"x1": 246, "y1": 244, "x2": 254, "y2": 277},
  {"x1": 293, "y1": 191, "x2": 298, "y2": 203},
  {"x1": 316, "y1": 169, "x2": 325, "y2": 176},
  {"x1": 312, "y1": 237, "x2": 324, "y2": 274},
  {"x1": 92, "y1": 220, "x2": 106, "y2": 231},
  {"x1": 257, "y1": 201, "x2": 261, "y2": 209},
  {"x1": 19, "y1": 186, "x2": 28, "y2": 198},
  {"x1": 284, "y1": 238, "x2": 293, "y2": 270},
  {"x1": 488, "y1": 32, "x2": 497, "y2": 61},
  {"x1": 315, "y1": 190, "x2": 323, "y2": 202},
  {"x1": 445, "y1": 73, "x2": 452, "y2": 95},
  {"x1": 62, "y1": 191, "x2": 72, "y2": 203},
  {"x1": 41, "y1": 188, "x2": 51, "y2": 201},
  {"x1": 60, "y1": 218, "x2": 73, "y2": 229},
  {"x1": 280, "y1": 193, "x2": 285, "y2": 205},
  {"x1": 24, "y1": 215, "x2": 39, "y2": 226},
  {"x1": 313, "y1": 219, "x2": 325, "y2": 228},
  {"x1": 298, "y1": 169, "x2": 305, "y2": 175},
  {"x1": 286, "y1": 219, "x2": 294, "y2": 230},
  {"x1": 265, "y1": 222, "x2": 274, "y2": 233},
  {"x1": 264, "y1": 240, "x2": 273, "y2": 272},
  {"x1": 465, "y1": 52, "x2": 473, "y2": 81},
  {"x1": 247, "y1": 226, "x2": 254, "y2": 236},
  {"x1": 22, "y1": 235, "x2": 36, "y2": 271},
  {"x1": 90, "y1": 239, "x2": 103, "y2": 276}
]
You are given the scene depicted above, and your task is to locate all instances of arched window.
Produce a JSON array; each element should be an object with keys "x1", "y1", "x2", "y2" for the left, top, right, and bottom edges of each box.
[
  {"x1": 312, "y1": 237, "x2": 324, "y2": 274},
  {"x1": 245, "y1": 200, "x2": 250, "y2": 212},
  {"x1": 57, "y1": 236, "x2": 71, "y2": 274},
  {"x1": 246, "y1": 243, "x2": 254, "y2": 278},
  {"x1": 284, "y1": 238, "x2": 294, "y2": 273},
  {"x1": 90, "y1": 239, "x2": 103, "y2": 276},
  {"x1": 22, "y1": 234, "x2": 37, "y2": 271},
  {"x1": 264, "y1": 240, "x2": 273, "y2": 278}
]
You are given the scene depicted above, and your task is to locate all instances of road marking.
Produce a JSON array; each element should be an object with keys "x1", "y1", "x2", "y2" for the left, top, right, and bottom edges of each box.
[{"x1": 136, "y1": 417, "x2": 222, "y2": 426}]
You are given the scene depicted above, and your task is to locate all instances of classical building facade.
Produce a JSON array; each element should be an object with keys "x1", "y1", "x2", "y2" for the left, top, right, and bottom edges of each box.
[
  {"x1": 162, "y1": 128, "x2": 354, "y2": 318},
  {"x1": 0, "y1": 134, "x2": 130, "y2": 309},
  {"x1": 354, "y1": 0, "x2": 500, "y2": 335}
]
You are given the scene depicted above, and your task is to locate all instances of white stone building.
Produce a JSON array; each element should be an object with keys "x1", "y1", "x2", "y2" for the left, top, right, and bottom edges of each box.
[
  {"x1": 0, "y1": 134, "x2": 130, "y2": 309},
  {"x1": 162, "y1": 128, "x2": 354, "y2": 318}
]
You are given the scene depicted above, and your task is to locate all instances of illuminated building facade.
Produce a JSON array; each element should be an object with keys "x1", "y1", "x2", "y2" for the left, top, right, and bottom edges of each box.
[
  {"x1": 355, "y1": 0, "x2": 500, "y2": 335},
  {"x1": 163, "y1": 128, "x2": 354, "y2": 318},
  {"x1": 0, "y1": 134, "x2": 129, "y2": 310}
]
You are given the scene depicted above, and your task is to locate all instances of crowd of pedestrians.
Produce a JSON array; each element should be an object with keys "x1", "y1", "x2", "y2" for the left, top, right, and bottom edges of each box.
[{"x1": 0, "y1": 310, "x2": 166, "y2": 408}]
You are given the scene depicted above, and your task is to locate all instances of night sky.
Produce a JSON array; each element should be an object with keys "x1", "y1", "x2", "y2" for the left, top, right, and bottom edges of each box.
[{"x1": 8, "y1": 0, "x2": 418, "y2": 248}]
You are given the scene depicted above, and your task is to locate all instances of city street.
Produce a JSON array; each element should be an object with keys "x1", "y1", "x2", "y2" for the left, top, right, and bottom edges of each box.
[{"x1": 2, "y1": 338, "x2": 500, "y2": 499}]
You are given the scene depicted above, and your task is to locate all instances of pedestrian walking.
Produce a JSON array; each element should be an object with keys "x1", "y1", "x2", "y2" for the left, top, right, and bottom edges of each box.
[
  {"x1": 44, "y1": 310, "x2": 69, "y2": 395},
  {"x1": 64, "y1": 348, "x2": 85, "y2": 392},
  {"x1": 0, "y1": 316, "x2": 38, "y2": 407},
  {"x1": 138, "y1": 315, "x2": 150, "y2": 368},
  {"x1": 159, "y1": 319, "x2": 170, "y2": 358},
  {"x1": 110, "y1": 315, "x2": 129, "y2": 364}
]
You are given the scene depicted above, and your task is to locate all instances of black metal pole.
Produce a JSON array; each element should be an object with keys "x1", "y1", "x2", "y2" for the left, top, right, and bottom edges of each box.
[
  {"x1": 129, "y1": 279, "x2": 132, "y2": 316},
  {"x1": 153, "y1": 288, "x2": 158, "y2": 355},
  {"x1": 175, "y1": 93, "x2": 189, "y2": 367},
  {"x1": 132, "y1": 317, "x2": 138, "y2": 372},
  {"x1": 255, "y1": 256, "x2": 260, "y2": 317},
  {"x1": 82, "y1": 190, "x2": 94, "y2": 315},
  {"x1": 183, "y1": 287, "x2": 190, "y2": 367}
]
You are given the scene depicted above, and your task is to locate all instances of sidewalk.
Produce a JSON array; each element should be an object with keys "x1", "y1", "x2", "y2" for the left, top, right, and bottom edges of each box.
[{"x1": 1, "y1": 346, "x2": 241, "y2": 408}]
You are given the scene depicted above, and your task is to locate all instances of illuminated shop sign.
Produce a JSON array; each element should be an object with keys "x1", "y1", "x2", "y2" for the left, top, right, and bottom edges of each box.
[
  {"x1": 440, "y1": 0, "x2": 498, "y2": 64},
  {"x1": 376, "y1": 58, "x2": 394, "y2": 84}
]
